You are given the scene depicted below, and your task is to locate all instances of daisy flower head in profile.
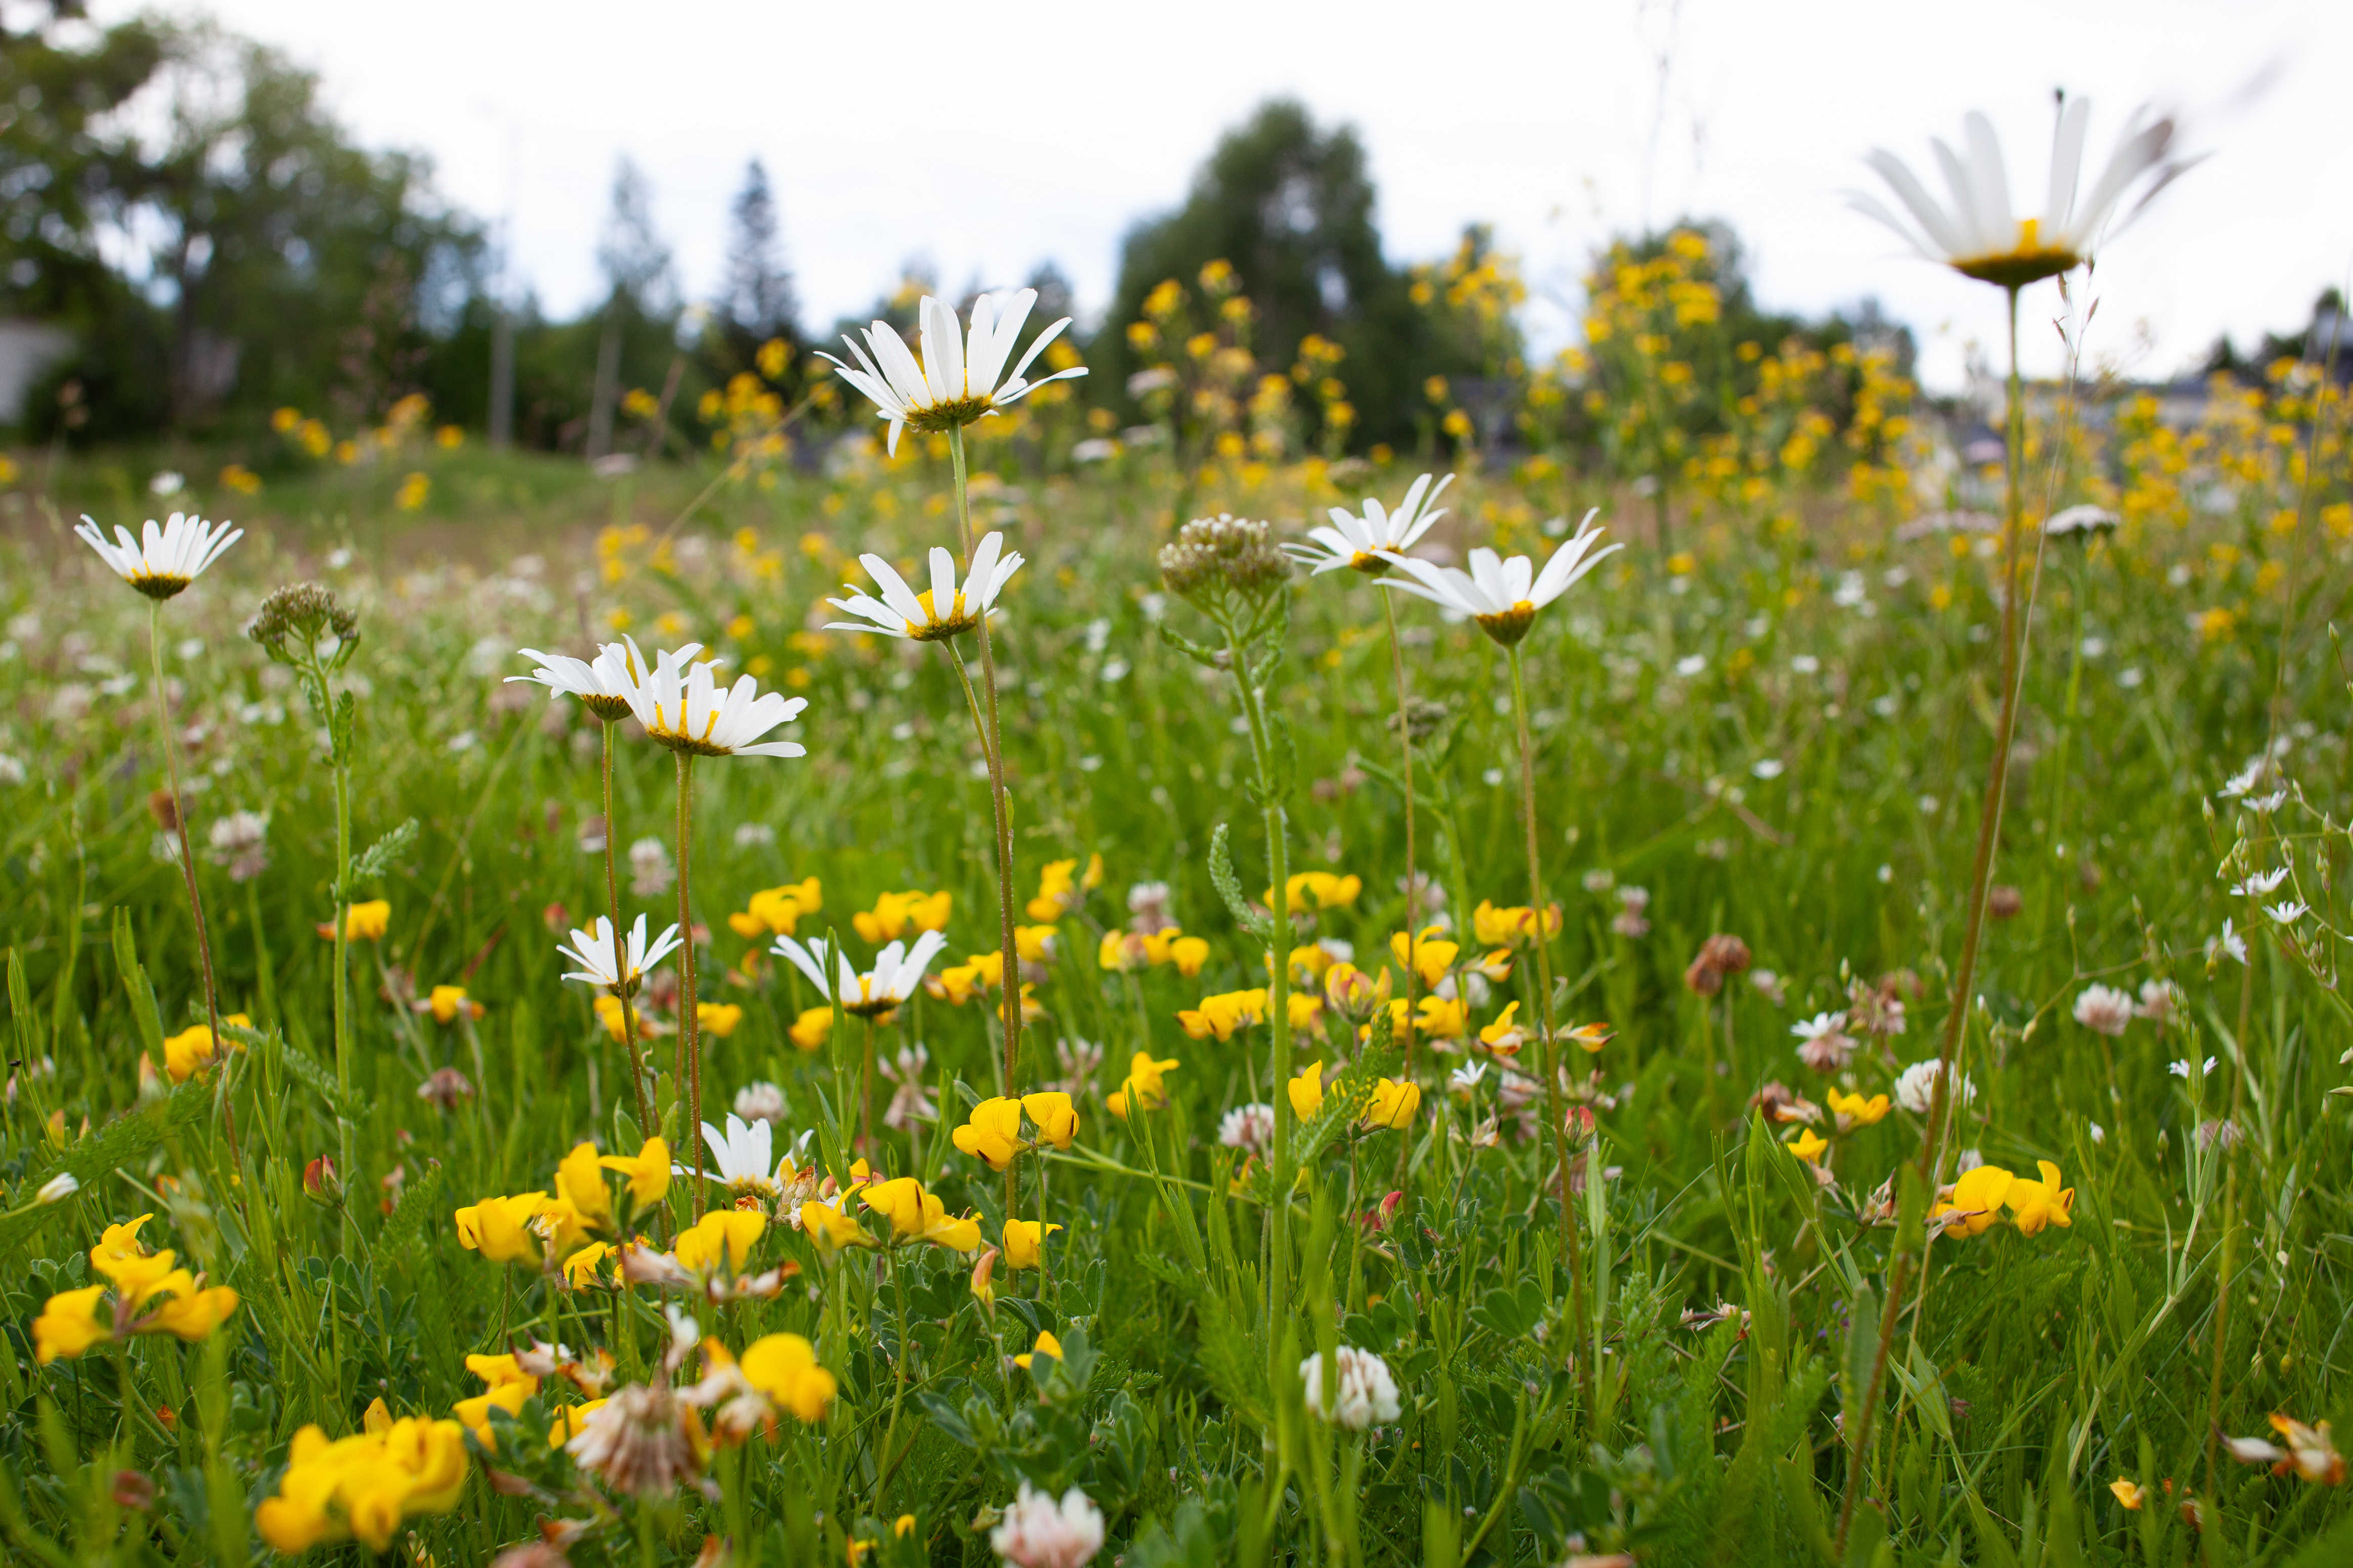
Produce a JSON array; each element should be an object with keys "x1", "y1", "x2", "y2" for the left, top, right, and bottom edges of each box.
[
  {"x1": 511, "y1": 635, "x2": 691, "y2": 724},
  {"x1": 1289, "y1": 472, "x2": 1454, "y2": 576},
  {"x1": 618, "y1": 645, "x2": 805, "y2": 759},
  {"x1": 1850, "y1": 97, "x2": 2190, "y2": 291},
  {"x1": 819, "y1": 287, "x2": 1086, "y2": 456},
  {"x1": 556, "y1": 914, "x2": 683, "y2": 996},
  {"x1": 771, "y1": 932, "x2": 949, "y2": 1021},
  {"x1": 675, "y1": 1113, "x2": 782, "y2": 1201},
  {"x1": 76, "y1": 512, "x2": 243, "y2": 599},
  {"x1": 1378, "y1": 511, "x2": 1619, "y2": 646},
  {"x1": 824, "y1": 533, "x2": 1023, "y2": 643}
]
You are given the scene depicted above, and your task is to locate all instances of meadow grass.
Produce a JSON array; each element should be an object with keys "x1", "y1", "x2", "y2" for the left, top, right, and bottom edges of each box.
[{"x1": 0, "y1": 426, "x2": 2348, "y2": 1566}]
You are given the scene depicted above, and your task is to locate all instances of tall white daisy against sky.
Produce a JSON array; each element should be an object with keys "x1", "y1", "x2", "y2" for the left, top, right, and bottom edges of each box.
[
  {"x1": 1377, "y1": 505, "x2": 1618, "y2": 1313},
  {"x1": 75, "y1": 512, "x2": 243, "y2": 599},
  {"x1": 820, "y1": 292, "x2": 1076, "y2": 1145},
  {"x1": 825, "y1": 533, "x2": 1023, "y2": 642},
  {"x1": 77, "y1": 509, "x2": 245, "y2": 1152},
  {"x1": 1287, "y1": 471, "x2": 1453, "y2": 576},
  {"x1": 1837, "y1": 113, "x2": 2190, "y2": 1519},
  {"x1": 1378, "y1": 511, "x2": 1621, "y2": 646},
  {"x1": 513, "y1": 634, "x2": 695, "y2": 1136},
  {"x1": 1850, "y1": 98, "x2": 2188, "y2": 290},
  {"x1": 819, "y1": 287, "x2": 1085, "y2": 457},
  {"x1": 556, "y1": 914, "x2": 683, "y2": 993}
]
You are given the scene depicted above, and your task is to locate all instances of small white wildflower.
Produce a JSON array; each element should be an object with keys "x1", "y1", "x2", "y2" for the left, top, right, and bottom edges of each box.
[
  {"x1": 1791, "y1": 1012, "x2": 1856, "y2": 1073},
  {"x1": 2231, "y1": 867, "x2": 2288, "y2": 898},
  {"x1": 2134, "y1": 979, "x2": 2181, "y2": 1025},
  {"x1": 2208, "y1": 919, "x2": 2248, "y2": 966},
  {"x1": 36, "y1": 1173, "x2": 79, "y2": 1204},
  {"x1": 2263, "y1": 900, "x2": 2308, "y2": 926},
  {"x1": 2167, "y1": 1056, "x2": 2217, "y2": 1079},
  {"x1": 732, "y1": 1082, "x2": 788, "y2": 1125},
  {"x1": 628, "y1": 837, "x2": 676, "y2": 897},
  {"x1": 1751, "y1": 757, "x2": 1785, "y2": 780}
]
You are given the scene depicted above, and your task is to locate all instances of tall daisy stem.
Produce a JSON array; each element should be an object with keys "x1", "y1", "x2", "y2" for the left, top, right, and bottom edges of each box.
[
  {"x1": 674, "y1": 752, "x2": 704, "y2": 1212},
  {"x1": 948, "y1": 425, "x2": 1024, "y2": 1229},
  {"x1": 1508, "y1": 645, "x2": 1581, "y2": 1408},
  {"x1": 603, "y1": 722, "x2": 652, "y2": 1139},
  {"x1": 148, "y1": 602, "x2": 235, "y2": 1164},
  {"x1": 1837, "y1": 284, "x2": 2032, "y2": 1556},
  {"x1": 1380, "y1": 591, "x2": 1420, "y2": 1128}
]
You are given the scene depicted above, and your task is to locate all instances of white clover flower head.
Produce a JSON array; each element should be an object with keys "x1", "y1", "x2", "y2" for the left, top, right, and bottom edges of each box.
[
  {"x1": 772, "y1": 931, "x2": 948, "y2": 1019},
  {"x1": 732, "y1": 1081, "x2": 788, "y2": 1125},
  {"x1": 2134, "y1": 979, "x2": 2181, "y2": 1024},
  {"x1": 2070, "y1": 983, "x2": 2134, "y2": 1038},
  {"x1": 988, "y1": 1480, "x2": 1106, "y2": 1568},
  {"x1": 825, "y1": 532, "x2": 1023, "y2": 642},
  {"x1": 75, "y1": 512, "x2": 243, "y2": 600},
  {"x1": 1893, "y1": 1059, "x2": 1976, "y2": 1116},
  {"x1": 1850, "y1": 99, "x2": 2189, "y2": 288},
  {"x1": 1791, "y1": 1011, "x2": 1856, "y2": 1073},
  {"x1": 820, "y1": 288, "x2": 1086, "y2": 456},
  {"x1": 1377, "y1": 513, "x2": 1619, "y2": 646},
  {"x1": 1289, "y1": 470, "x2": 1454, "y2": 575},
  {"x1": 557, "y1": 914, "x2": 684, "y2": 994},
  {"x1": 208, "y1": 809, "x2": 270, "y2": 881},
  {"x1": 1217, "y1": 1102, "x2": 1276, "y2": 1154},
  {"x1": 1299, "y1": 1346, "x2": 1402, "y2": 1430}
]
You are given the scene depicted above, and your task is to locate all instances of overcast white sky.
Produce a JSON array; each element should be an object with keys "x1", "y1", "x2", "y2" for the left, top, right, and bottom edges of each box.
[{"x1": 97, "y1": 0, "x2": 2352, "y2": 390}]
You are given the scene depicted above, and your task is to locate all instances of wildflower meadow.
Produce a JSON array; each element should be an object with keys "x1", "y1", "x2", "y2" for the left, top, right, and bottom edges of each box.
[{"x1": 5, "y1": 96, "x2": 2353, "y2": 1568}]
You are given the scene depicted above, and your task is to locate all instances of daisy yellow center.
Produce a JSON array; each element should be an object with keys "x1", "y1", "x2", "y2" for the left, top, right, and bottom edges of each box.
[
  {"x1": 1953, "y1": 218, "x2": 2080, "y2": 290},
  {"x1": 1346, "y1": 551, "x2": 1390, "y2": 576},
  {"x1": 903, "y1": 393, "x2": 996, "y2": 433},
  {"x1": 127, "y1": 570, "x2": 192, "y2": 601},
  {"x1": 911, "y1": 587, "x2": 980, "y2": 642},
  {"x1": 1473, "y1": 600, "x2": 1539, "y2": 647}
]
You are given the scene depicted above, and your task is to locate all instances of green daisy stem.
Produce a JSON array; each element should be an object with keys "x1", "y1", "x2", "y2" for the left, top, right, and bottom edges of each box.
[
  {"x1": 603, "y1": 720, "x2": 653, "y2": 1141},
  {"x1": 674, "y1": 750, "x2": 704, "y2": 1214},
  {"x1": 147, "y1": 600, "x2": 234, "y2": 1167}
]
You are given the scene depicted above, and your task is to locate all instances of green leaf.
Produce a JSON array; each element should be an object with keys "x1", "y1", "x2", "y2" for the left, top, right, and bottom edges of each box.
[
  {"x1": 349, "y1": 816, "x2": 420, "y2": 887},
  {"x1": 1156, "y1": 624, "x2": 1228, "y2": 670},
  {"x1": 1207, "y1": 823, "x2": 1273, "y2": 942},
  {"x1": 375, "y1": 1163, "x2": 446, "y2": 1256},
  {"x1": 1840, "y1": 1279, "x2": 1881, "y2": 1467},
  {"x1": 111, "y1": 907, "x2": 165, "y2": 1064}
]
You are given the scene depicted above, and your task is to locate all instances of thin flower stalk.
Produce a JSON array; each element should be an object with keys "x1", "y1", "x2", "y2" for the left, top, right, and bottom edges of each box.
[
  {"x1": 1506, "y1": 643, "x2": 1582, "y2": 1400},
  {"x1": 1381, "y1": 590, "x2": 1420, "y2": 1093},
  {"x1": 601, "y1": 722, "x2": 652, "y2": 1140},
  {"x1": 146, "y1": 599, "x2": 235, "y2": 1163},
  {"x1": 947, "y1": 424, "x2": 1025, "y2": 1223},
  {"x1": 674, "y1": 752, "x2": 705, "y2": 1209}
]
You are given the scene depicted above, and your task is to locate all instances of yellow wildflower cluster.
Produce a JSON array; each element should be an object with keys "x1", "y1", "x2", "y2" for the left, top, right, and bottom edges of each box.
[
  {"x1": 33, "y1": 1215, "x2": 240, "y2": 1364},
  {"x1": 254, "y1": 1403, "x2": 468, "y2": 1553},
  {"x1": 162, "y1": 1012, "x2": 251, "y2": 1083},
  {"x1": 1098, "y1": 925, "x2": 1208, "y2": 975},
  {"x1": 1106, "y1": 1052, "x2": 1180, "y2": 1119},
  {"x1": 950, "y1": 1092, "x2": 1079, "y2": 1170},
  {"x1": 1025, "y1": 854, "x2": 1104, "y2": 920},
  {"x1": 728, "y1": 876, "x2": 822, "y2": 939},
  {"x1": 851, "y1": 889, "x2": 951, "y2": 943}
]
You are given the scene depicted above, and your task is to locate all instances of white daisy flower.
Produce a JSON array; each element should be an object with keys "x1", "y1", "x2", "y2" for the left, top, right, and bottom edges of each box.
[
  {"x1": 557, "y1": 913, "x2": 684, "y2": 993},
  {"x1": 1287, "y1": 471, "x2": 1454, "y2": 575},
  {"x1": 75, "y1": 512, "x2": 243, "y2": 600},
  {"x1": 618, "y1": 645, "x2": 806, "y2": 759},
  {"x1": 1377, "y1": 512, "x2": 1620, "y2": 646},
  {"x1": 1893, "y1": 1058, "x2": 1976, "y2": 1115},
  {"x1": 819, "y1": 288, "x2": 1086, "y2": 456},
  {"x1": 771, "y1": 931, "x2": 948, "y2": 1020},
  {"x1": 1850, "y1": 99, "x2": 2189, "y2": 289},
  {"x1": 2043, "y1": 504, "x2": 2119, "y2": 537},
  {"x1": 511, "y1": 635, "x2": 693, "y2": 723},
  {"x1": 824, "y1": 532, "x2": 1023, "y2": 642},
  {"x1": 676, "y1": 1112, "x2": 780, "y2": 1199}
]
